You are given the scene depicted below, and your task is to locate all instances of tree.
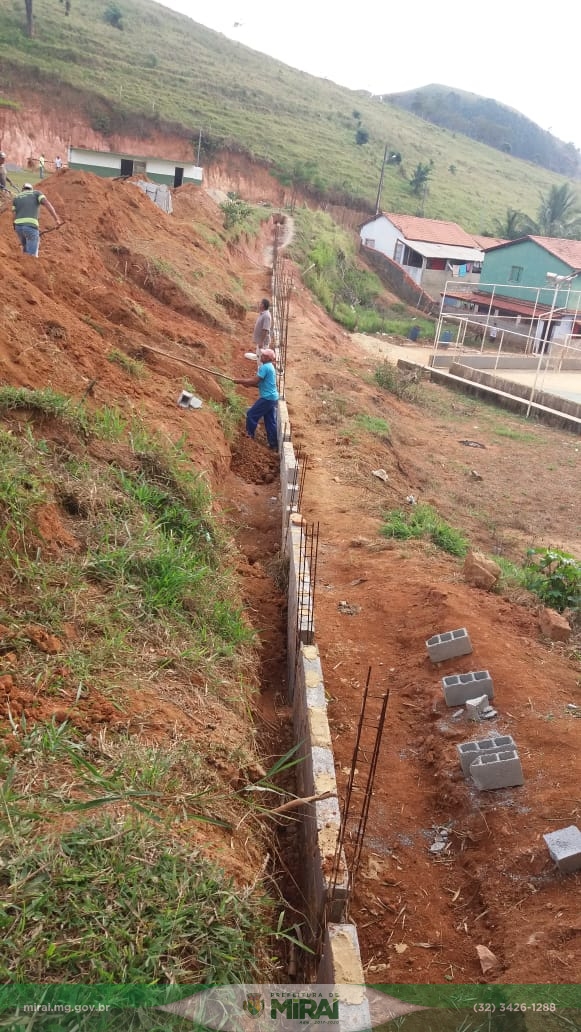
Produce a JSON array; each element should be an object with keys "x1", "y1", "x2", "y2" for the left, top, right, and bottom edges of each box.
[
  {"x1": 24, "y1": 0, "x2": 69, "y2": 38},
  {"x1": 533, "y1": 183, "x2": 581, "y2": 237},
  {"x1": 409, "y1": 160, "x2": 433, "y2": 196},
  {"x1": 493, "y1": 208, "x2": 529, "y2": 240},
  {"x1": 104, "y1": 1, "x2": 124, "y2": 28},
  {"x1": 355, "y1": 127, "x2": 369, "y2": 146}
]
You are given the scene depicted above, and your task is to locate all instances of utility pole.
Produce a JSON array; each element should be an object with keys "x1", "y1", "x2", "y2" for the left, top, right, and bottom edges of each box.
[
  {"x1": 196, "y1": 129, "x2": 202, "y2": 166},
  {"x1": 374, "y1": 143, "x2": 389, "y2": 215}
]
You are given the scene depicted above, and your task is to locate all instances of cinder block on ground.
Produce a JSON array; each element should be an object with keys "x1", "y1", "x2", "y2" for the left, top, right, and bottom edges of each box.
[
  {"x1": 442, "y1": 669, "x2": 493, "y2": 706},
  {"x1": 470, "y1": 748, "x2": 524, "y2": 790},
  {"x1": 457, "y1": 735, "x2": 514, "y2": 776},
  {"x1": 544, "y1": 826, "x2": 581, "y2": 873},
  {"x1": 426, "y1": 627, "x2": 472, "y2": 663}
]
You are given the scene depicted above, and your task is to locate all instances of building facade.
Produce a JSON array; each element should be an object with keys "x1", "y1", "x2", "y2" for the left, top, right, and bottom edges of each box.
[{"x1": 67, "y1": 147, "x2": 203, "y2": 187}]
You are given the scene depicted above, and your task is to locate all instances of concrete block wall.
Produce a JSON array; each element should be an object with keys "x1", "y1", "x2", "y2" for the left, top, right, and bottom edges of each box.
[
  {"x1": 294, "y1": 643, "x2": 349, "y2": 924},
  {"x1": 317, "y1": 925, "x2": 370, "y2": 1027},
  {"x1": 275, "y1": 401, "x2": 354, "y2": 954}
]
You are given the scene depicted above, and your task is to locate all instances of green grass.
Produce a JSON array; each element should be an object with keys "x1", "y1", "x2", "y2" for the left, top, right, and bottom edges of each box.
[
  {"x1": 0, "y1": 389, "x2": 286, "y2": 984},
  {"x1": 107, "y1": 349, "x2": 146, "y2": 378},
  {"x1": 493, "y1": 425, "x2": 538, "y2": 442},
  {"x1": 0, "y1": 815, "x2": 273, "y2": 983},
  {"x1": 0, "y1": 0, "x2": 572, "y2": 230},
  {"x1": 353, "y1": 413, "x2": 390, "y2": 437},
  {"x1": 381, "y1": 504, "x2": 469, "y2": 557},
  {"x1": 207, "y1": 382, "x2": 247, "y2": 441}
]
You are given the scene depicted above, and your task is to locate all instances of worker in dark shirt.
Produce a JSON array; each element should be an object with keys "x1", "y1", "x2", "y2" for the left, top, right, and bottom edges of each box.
[{"x1": 12, "y1": 183, "x2": 61, "y2": 257}]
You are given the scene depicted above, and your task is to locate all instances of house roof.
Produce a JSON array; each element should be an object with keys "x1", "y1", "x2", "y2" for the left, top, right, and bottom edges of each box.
[
  {"x1": 444, "y1": 288, "x2": 572, "y2": 319},
  {"x1": 472, "y1": 235, "x2": 506, "y2": 250},
  {"x1": 382, "y1": 212, "x2": 480, "y2": 248},
  {"x1": 483, "y1": 234, "x2": 581, "y2": 270},
  {"x1": 407, "y1": 241, "x2": 484, "y2": 263}
]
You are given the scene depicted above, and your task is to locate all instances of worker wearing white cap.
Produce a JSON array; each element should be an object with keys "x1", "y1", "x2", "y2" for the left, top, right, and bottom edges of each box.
[
  {"x1": 233, "y1": 348, "x2": 279, "y2": 451},
  {"x1": 12, "y1": 183, "x2": 61, "y2": 257}
]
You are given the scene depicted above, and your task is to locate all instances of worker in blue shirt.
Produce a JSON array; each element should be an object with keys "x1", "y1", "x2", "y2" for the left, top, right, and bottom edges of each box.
[{"x1": 233, "y1": 348, "x2": 279, "y2": 450}]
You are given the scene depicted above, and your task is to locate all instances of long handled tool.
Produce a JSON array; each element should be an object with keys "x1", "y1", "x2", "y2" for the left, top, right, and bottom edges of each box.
[{"x1": 139, "y1": 342, "x2": 238, "y2": 382}]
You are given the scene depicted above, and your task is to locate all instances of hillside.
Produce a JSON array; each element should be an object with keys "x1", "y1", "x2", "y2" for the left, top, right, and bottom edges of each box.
[
  {"x1": 386, "y1": 84, "x2": 581, "y2": 178},
  {"x1": 0, "y1": 162, "x2": 579, "y2": 990},
  {"x1": 0, "y1": 0, "x2": 578, "y2": 232}
]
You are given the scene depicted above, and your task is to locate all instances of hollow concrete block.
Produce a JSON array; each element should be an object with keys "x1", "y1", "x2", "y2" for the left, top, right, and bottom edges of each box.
[
  {"x1": 544, "y1": 826, "x2": 581, "y2": 873},
  {"x1": 426, "y1": 627, "x2": 472, "y2": 663},
  {"x1": 442, "y1": 669, "x2": 493, "y2": 706},
  {"x1": 470, "y1": 748, "x2": 524, "y2": 790},
  {"x1": 457, "y1": 735, "x2": 514, "y2": 776}
]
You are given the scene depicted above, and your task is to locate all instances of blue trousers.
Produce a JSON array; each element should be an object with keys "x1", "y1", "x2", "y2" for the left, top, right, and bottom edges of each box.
[
  {"x1": 15, "y1": 225, "x2": 40, "y2": 257},
  {"x1": 246, "y1": 397, "x2": 278, "y2": 449}
]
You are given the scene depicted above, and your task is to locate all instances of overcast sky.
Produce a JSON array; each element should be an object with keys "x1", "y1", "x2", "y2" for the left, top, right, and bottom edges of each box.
[{"x1": 156, "y1": 0, "x2": 581, "y2": 152}]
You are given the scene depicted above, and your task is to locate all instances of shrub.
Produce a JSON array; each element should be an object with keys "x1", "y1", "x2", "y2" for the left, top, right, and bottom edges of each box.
[
  {"x1": 374, "y1": 362, "x2": 422, "y2": 401},
  {"x1": 103, "y1": 2, "x2": 124, "y2": 29},
  {"x1": 523, "y1": 548, "x2": 581, "y2": 614}
]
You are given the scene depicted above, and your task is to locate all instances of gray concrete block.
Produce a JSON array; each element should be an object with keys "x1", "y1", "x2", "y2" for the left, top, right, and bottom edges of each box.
[
  {"x1": 457, "y1": 735, "x2": 514, "y2": 776},
  {"x1": 465, "y1": 695, "x2": 489, "y2": 720},
  {"x1": 426, "y1": 627, "x2": 472, "y2": 663},
  {"x1": 544, "y1": 826, "x2": 581, "y2": 873},
  {"x1": 470, "y1": 748, "x2": 524, "y2": 790},
  {"x1": 442, "y1": 669, "x2": 493, "y2": 706}
]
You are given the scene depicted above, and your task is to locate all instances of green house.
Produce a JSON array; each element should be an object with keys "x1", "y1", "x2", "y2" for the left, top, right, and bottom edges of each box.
[
  {"x1": 481, "y1": 236, "x2": 581, "y2": 308},
  {"x1": 67, "y1": 147, "x2": 203, "y2": 187}
]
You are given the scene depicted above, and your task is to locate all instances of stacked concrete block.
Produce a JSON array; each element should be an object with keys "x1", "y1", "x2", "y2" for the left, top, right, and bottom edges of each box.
[
  {"x1": 293, "y1": 643, "x2": 347, "y2": 924},
  {"x1": 470, "y1": 748, "x2": 524, "y2": 790},
  {"x1": 426, "y1": 627, "x2": 472, "y2": 663},
  {"x1": 457, "y1": 735, "x2": 515, "y2": 776},
  {"x1": 544, "y1": 826, "x2": 581, "y2": 873},
  {"x1": 318, "y1": 925, "x2": 371, "y2": 1032},
  {"x1": 280, "y1": 438, "x2": 298, "y2": 544},
  {"x1": 442, "y1": 669, "x2": 493, "y2": 706},
  {"x1": 286, "y1": 520, "x2": 315, "y2": 698}
]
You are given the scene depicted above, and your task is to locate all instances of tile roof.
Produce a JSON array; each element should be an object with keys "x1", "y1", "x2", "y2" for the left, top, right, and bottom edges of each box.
[
  {"x1": 484, "y1": 235, "x2": 581, "y2": 269},
  {"x1": 472, "y1": 235, "x2": 506, "y2": 250},
  {"x1": 528, "y1": 236, "x2": 581, "y2": 269},
  {"x1": 383, "y1": 212, "x2": 480, "y2": 248}
]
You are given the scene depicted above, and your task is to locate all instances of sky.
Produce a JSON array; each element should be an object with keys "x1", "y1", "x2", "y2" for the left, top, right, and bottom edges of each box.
[{"x1": 155, "y1": 0, "x2": 581, "y2": 151}]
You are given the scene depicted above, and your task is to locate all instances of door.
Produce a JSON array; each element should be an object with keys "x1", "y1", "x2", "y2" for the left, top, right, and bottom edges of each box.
[
  {"x1": 173, "y1": 167, "x2": 184, "y2": 188},
  {"x1": 120, "y1": 158, "x2": 134, "y2": 177}
]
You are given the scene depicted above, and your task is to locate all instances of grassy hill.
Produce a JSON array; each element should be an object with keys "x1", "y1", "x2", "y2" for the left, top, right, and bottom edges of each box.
[
  {"x1": 386, "y1": 84, "x2": 581, "y2": 177},
  {"x1": 1, "y1": 0, "x2": 579, "y2": 231}
]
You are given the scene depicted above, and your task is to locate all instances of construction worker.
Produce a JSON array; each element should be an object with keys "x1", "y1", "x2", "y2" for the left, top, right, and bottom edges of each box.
[
  {"x1": 233, "y1": 348, "x2": 279, "y2": 451},
  {"x1": 12, "y1": 183, "x2": 61, "y2": 257},
  {"x1": 250, "y1": 298, "x2": 272, "y2": 360},
  {"x1": 0, "y1": 152, "x2": 16, "y2": 194}
]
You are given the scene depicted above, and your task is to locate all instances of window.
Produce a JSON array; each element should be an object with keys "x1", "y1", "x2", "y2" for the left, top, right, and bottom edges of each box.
[
  {"x1": 394, "y1": 240, "x2": 404, "y2": 263},
  {"x1": 363, "y1": 237, "x2": 375, "y2": 248},
  {"x1": 509, "y1": 265, "x2": 523, "y2": 283}
]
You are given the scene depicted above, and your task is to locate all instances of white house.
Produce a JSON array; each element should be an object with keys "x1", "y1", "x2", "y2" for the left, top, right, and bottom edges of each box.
[
  {"x1": 359, "y1": 212, "x2": 485, "y2": 296},
  {"x1": 68, "y1": 147, "x2": 203, "y2": 187}
]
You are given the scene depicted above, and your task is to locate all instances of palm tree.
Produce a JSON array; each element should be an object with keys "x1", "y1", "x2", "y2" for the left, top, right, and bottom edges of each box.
[
  {"x1": 493, "y1": 208, "x2": 528, "y2": 240},
  {"x1": 532, "y1": 183, "x2": 581, "y2": 238}
]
